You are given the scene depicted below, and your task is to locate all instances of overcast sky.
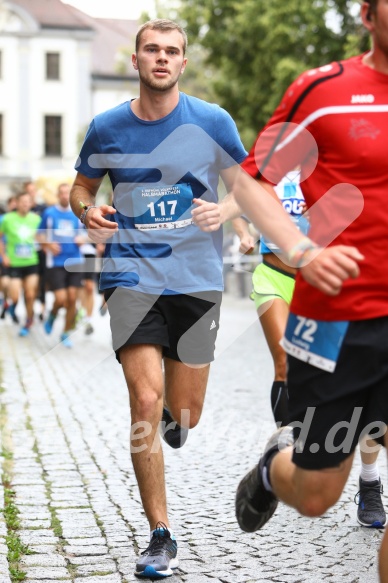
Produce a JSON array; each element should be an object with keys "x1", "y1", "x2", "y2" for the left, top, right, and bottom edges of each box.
[{"x1": 64, "y1": 0, "x2": 156, "y2": 20}]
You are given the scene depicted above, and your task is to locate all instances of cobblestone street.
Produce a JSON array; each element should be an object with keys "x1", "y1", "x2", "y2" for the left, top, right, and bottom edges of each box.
[{"x1": 0, "y1": 294, "x2": 386, "y2": 583}]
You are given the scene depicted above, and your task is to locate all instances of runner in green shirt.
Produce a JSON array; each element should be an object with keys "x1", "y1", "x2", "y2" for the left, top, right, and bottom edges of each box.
[{"x1": 0, "y1": 192, "x2": 41, "y2": 336}]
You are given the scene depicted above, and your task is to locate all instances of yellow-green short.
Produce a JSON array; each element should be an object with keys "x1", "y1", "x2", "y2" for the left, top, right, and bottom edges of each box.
[{"x1": 251, "y1": 260, "x2": 295, "y2": 310}]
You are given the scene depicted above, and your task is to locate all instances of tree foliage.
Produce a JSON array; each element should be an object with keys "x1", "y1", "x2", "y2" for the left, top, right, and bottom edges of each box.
[{"x1": 178, "y1": 0, "x2": 369, "y2": 146}]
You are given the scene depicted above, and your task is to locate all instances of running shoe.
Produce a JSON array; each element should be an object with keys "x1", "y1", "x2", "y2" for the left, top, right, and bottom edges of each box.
[
  {"x1": 44, "y1": 313, "x2": 56, "y2": 335},
  {"x1": 19, "y1": 318, "x2": 33, "y2": 337},
  {"x1": 160, "y1": 408, "x2": 189, "y2": 449},
  {"x1": 0, "y1": 301, "x2": 8, "y2": 319},
  {"x1": 60, "y1": 332, "x2": 73, "y2": 348},
  {"x1": 8, "y1": 304, "x2": 19, "y2": 324},
  {"x1": 235, "y1": 426, "x2": 294, "y2": 532},
  {"x1": 135, "y1": 522, "x2": 178, "y2": 578},
  {"x1": 84, "y1": 322, "x2": 94, "y2": 335},
  {"x1": 19, "y1": 326, "x2": 30, "y2": 337},
  {"x1": 355, "y1": 478, "x2": 386, "y2": 528}
]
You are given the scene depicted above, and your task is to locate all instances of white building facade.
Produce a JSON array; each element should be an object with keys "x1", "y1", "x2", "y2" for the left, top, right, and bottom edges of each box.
[{"x1": 0, "y1": 0, "x2": 139, "y2": 199}]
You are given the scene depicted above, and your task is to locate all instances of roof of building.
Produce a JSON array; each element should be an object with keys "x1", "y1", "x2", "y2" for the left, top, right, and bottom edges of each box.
[
  {"x1": 9, "y1": 0, "x2": 139, "y2": 79},
  {"x1": 65, "y1": 6, "x2": 138, "y2": 79},
  {"x1": 9, "y1": 0, "x2": 91, "y2": 29}
]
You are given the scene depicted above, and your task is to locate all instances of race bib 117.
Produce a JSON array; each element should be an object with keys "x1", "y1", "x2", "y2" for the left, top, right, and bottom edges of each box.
[{"x1": 133, "y1": 183, "x2": 193, "y2": 230}]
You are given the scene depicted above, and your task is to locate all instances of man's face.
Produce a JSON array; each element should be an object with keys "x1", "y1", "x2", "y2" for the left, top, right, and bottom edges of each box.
[
  {"x1": 58, "y1": 185, "x2": 70, "y2": 208},
  {"x1": 16, "y1": 194, "x2": 32, "y2": 215},
  {"x1": 132, "y1": 28, "x2": 187, "y2": 92}
]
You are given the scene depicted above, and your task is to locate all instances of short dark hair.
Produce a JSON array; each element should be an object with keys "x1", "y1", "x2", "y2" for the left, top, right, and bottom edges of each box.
[{"x1": 136, "y1": 19, "x2": 188, "y2": 55}]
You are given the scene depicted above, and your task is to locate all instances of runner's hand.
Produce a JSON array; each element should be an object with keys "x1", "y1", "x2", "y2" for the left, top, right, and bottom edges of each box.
[
  {"x1": 191, "y1": 198, "x2": 222, "y2": 232},
  {"x1": 300, "y1": 246, "x2": 364, "y2": 296},
  {"x1": 239, "y1": 233, "x2": 255, "y2": 255},
  {"x1": 45, "y1": 242, "x2": 61, "y2": 256},
  {"x1": 85, "y1": 205, "x2": 118, "y2": 243},
  {"x1": 74, "y1": 235, "x2": 86, "y2": 246}
]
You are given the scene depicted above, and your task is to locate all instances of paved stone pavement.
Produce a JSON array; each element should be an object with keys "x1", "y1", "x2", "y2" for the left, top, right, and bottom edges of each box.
[{"x1": 0, "y1": 293, "x2": 386, "y2": 583}]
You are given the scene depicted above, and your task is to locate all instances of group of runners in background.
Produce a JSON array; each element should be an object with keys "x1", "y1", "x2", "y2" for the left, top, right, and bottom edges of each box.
[{"x1": 0, "y1": 181, "x2": 105, "y2": 347}]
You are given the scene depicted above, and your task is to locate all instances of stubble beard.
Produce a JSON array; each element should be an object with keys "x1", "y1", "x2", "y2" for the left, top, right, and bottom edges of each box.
[{"x1": 138, "y1": 68, "x2": 180, "y2": 93}]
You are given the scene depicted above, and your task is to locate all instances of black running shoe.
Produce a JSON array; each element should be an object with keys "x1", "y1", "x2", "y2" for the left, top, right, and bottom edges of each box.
[
  {"x1": 135, "y1": 522, "x2": 178, "y2": 578},
  {"x1": 160, "y1": 408, "x2": 189, "y2": 449},
  {"x1": 355, "y1": 478, "x2": 386, "y2": 528},
  {"x1": 235, "y1": 426, "x2": 295, "y2": 532},
  {"x1": 0, "y1": 302, "x2": 8, "y2": 319}
]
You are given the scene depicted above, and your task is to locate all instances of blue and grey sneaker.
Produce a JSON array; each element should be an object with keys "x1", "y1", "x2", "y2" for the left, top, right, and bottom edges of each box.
[
  {"x1": 160, "y1": 408, "x2": 189, "y2": 449},
  {"x1": 355, "y1": 478, "x2": 386, "y2": 528},
  {"x1": 235, "y1": 426, "x2": 295, "y2": 532},
  {"x1": 44, "y1": 312, "x2": 56, "y2": 335},
  {"x1": 135, "y1": 522, "x2": 178, "y2": 578}
]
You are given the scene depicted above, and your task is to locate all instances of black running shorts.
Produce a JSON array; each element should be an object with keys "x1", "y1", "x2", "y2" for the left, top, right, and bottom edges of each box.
[
  {"x1": 9, "y1": 264, "x2": 39, "y2": 279},
  {"x1": 82, "y1": 253, "x2": 101, "y2": 282},
  {"x1": 288, "y1": 316, "x2": 388, "y2": 470},
  {"x1": 46, "y1": 266, "x2": 84, "y2": 291},
  {"x1": 103, "y1": 287, "x2": 222, "y2": 364},
  {"x1": 0, "y1": 264, "x2": 10, "y2": 277}
]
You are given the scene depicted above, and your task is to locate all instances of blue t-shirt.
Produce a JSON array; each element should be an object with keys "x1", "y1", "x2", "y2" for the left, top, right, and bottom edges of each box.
[
  {"x1": 260, "y1": 170, "x2": 309, "y2": 254},
  {"x1": 39, "y1": 206, "x2": 83, "y2": 268},
  {"x1": 76, "y1": 93, "x2": 247, "y2": 294}
]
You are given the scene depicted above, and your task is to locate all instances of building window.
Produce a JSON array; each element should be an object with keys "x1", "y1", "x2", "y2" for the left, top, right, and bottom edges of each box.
[
  {"x1": 46, "y1": 52, "x2": 60, "y2": 80},
  {"x1": 44, "y1": 115, "x2": 62, "y2": 156},
  {"x1": 0, "y1": 114, "x2": 3, "y2": 155}
]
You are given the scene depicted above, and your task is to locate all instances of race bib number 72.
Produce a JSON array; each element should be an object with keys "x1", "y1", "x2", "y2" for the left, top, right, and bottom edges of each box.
[{"x1": 281, "y1": 313, "x2": 349, "y2": 373}]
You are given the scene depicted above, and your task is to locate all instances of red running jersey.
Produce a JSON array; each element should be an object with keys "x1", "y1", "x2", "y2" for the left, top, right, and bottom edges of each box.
[{"x1": 242, "y1": 55, "x2": 388, "y2": 321}]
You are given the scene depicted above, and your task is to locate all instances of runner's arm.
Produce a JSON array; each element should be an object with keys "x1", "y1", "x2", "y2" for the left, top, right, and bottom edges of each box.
[
  {"x1": 0, "y1": 236, "x2": 9, "y2": 266},
  {"x1": 191, "y1": 165, "x2": 242, "y2": 231},
  {"x1": 70, "y1": 172, "x2": 117, "y2": 243},
  {"x1": 232, "y1": 217, "x2": 256, "y2": 254}
]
